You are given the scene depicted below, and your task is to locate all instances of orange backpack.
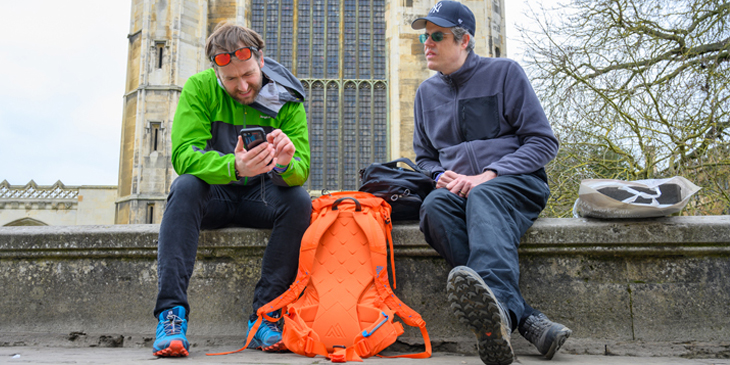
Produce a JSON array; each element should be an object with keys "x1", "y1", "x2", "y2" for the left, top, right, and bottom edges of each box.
[{"x1": 242, "y1": 192, "x2": 431, "y2": 362}]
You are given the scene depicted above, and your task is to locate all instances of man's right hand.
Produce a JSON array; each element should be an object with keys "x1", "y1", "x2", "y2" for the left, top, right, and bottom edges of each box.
[{"x1": 234, "y1": 136, "x2": 276, "y2": 178}]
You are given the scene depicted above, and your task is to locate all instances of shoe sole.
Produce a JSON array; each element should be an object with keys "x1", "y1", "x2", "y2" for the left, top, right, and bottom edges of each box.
[
  {"x1": 260, "y1": 340, "x2": 288, "y2": 353},
  {"x1": 153, "y1": 340, "x2": 189, "y2": 357},
  {"x1": 448, "y1": 267, "x2": 514, "y2": 365},
  {"x1": 248, "y1": 338, "x2": 288, "y2": 353},
  {"x1": 544, "y1": 327, "x2": 572, "y2": 360}
]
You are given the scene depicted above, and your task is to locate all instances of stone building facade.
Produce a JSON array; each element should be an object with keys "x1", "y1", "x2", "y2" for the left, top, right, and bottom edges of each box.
[
  {"x1": 0, "y1": 180, "x2": 117, "y2": 226},
  {"x1": 115, "y1": 0, "x2": 506, "y2": 224}
]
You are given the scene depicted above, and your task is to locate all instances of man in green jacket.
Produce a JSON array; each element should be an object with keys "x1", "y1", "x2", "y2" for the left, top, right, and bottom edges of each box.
[{"x1": 152, "y1": 23, "x2": 311, "y2": 357}]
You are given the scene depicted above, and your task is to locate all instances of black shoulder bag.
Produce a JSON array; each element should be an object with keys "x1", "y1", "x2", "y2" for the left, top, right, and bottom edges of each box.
[{"x1": 358, "y1": 157, "x2": 435, "y2": 221}]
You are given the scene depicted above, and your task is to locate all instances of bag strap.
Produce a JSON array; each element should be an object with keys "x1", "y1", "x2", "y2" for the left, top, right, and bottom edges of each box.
[
  {"x1": 382, "y1": 157, "x2": 430, "y2": 176},
  {"x1": 373, "y1": 272, "x2": 432, "y2": 359},
  {"x1": 207, "y1": 205, "x2": 343, "y2": 357},
  {"x1": 350, "y1": 201, "x2": 396, "y2": 289},
  {"x1": 351, "y1": 202, "x2": 431, "y2": 359}
]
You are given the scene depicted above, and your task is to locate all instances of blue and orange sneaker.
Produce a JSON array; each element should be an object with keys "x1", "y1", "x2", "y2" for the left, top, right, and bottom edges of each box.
[
  {"x1": 245, "y1": 313, "x2": 286, "y2": 352},
  {"x1": 153, "y1": 306, "x2": 190, "y2": 357}
]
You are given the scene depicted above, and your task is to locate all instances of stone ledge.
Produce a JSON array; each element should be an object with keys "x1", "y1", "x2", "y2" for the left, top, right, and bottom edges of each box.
[
  {"x1": 3, "y1": 216, "x2": 729, "y2": 257},
  {"x1": 1, "y1": 216, "x2": 729, "y2": 357}
]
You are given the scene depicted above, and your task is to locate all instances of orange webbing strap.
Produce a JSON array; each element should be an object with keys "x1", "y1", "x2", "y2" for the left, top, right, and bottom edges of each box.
[
  {"x1": 381, "y1": 206, "x2": 396, "y2": 289},
  {"x1": 350, "y1": 201, "x2": 397, "y2": 290},
  {"x1": 206, "y1": 316, "x2": 263, "y2": 356},
  {"x1": 372, "y1": 272, "x2": 432, "y2": 359},
  {"x1": 376, "y1": 324, "x2": 431, "y2": 359},
  {"x1": 281, "y1": 308, "x2": 330, "y2": 358},
  {"x1": 353, "y1": 198, "x2": 431, "y2": 359},
  {"x1": 258, "y1": 204, "x2": 341, "y2": 314},
  {"x1": 206, "y1": 203, "x2": 342, "y2": 357}
]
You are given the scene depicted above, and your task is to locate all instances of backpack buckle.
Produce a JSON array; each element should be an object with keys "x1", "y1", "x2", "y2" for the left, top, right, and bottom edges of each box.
[
  {"x1": 330, "y1": 345, "x2": 347, "y2": 363},
  {"x1": 356, "y1": 339, "x2": 371, "y2": 356},
  {"x1": 305, "y1": 337, "x2": 315, "y2": 354}
]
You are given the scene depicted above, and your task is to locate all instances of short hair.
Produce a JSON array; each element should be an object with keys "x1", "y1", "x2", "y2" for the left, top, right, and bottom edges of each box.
[
  {"x1": 205, "y1": 22, "x2": 265, "y2": 65},
  {"x1": 451, "y1": 26, "x2": 475, "y2": 53}
]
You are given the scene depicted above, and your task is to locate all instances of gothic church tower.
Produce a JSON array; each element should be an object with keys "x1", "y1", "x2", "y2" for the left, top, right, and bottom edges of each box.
[
  {"x1": 115, "y1": 0, "x2": 505, "y2": 224},
  {"x1": 115, "y1": 1, "x2": 247, "y2": 224}
]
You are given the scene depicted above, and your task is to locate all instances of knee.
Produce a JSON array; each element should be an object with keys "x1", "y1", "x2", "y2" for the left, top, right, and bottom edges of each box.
[
  {"x1": 421, "y1": 188, "x2": 454, "y2": 214},
  {"x1": 470, "y1": 183, "x2": 500, "y2": 201},
  {"x1": 419, "y1": 188, "x2": 460, "y2": 224},
  {"x1": 168, "y1": 174, "x2": 209, "y2": 202},
  {"x1": 277, "y1": 187, "x2": 312, "y2": 223}
]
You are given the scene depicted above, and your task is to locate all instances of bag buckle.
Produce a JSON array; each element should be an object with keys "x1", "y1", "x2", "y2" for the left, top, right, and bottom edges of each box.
[
  {"x1": 390, "y1": 189, "x2": 411, "y2": 201},
  {"x1": 330, "y1": 345, "x2": 347, "y2": 363}
]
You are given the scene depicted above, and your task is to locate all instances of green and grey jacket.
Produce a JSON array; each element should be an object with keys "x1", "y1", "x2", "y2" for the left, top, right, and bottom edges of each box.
[{"x1": 171, "y1": 57, "x2": 310, "y2": 187}]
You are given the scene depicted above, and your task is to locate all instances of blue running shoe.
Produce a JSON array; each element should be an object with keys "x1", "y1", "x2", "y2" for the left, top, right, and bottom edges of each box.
[
  {"x1": 245, "y1": 313, "x2": 286, "y2": 352},
  {"x1": 153, "y1": 306, "x2": 190, "y2": 357}
]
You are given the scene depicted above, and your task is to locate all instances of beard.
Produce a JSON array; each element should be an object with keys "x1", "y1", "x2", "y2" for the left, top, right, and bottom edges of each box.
[{"x1": 230, "y1": 80, "x2": 262, "y2": 105}]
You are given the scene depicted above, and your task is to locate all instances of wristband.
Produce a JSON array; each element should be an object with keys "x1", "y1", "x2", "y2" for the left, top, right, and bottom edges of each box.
[
  {"x1": 435, "y1": 172, "x2": 444, "y2": 182},
  {"x1": 273, "y1": 163, "x2": 289, "y2": 174}
]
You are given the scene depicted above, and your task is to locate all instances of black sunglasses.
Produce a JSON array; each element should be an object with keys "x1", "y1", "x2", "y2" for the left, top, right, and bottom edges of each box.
[
  {"x1": 419, "y1": 31, "x2": 453, "y2": 43},
  {"x1": 210, "y1": 47, "x2": 259, "y2": 67}
]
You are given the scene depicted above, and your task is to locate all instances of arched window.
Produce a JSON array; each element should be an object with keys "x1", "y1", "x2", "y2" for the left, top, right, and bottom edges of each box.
[{"x1": 4, "y1": 218, "x2": 48, "y2": 226}]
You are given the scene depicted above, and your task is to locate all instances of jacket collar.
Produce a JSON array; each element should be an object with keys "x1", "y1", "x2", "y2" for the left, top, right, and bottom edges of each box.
[
  {"x1": 215, "y1": 57, "x2": 306, "y2": 118},
  {"x1": 438, "y1": 50, "x2": 478, "y2": 88}
]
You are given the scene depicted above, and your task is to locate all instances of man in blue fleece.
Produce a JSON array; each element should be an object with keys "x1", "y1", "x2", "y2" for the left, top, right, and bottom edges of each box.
[{"x1": 411, "y1": 2, "x2": 571, "y2": 364}]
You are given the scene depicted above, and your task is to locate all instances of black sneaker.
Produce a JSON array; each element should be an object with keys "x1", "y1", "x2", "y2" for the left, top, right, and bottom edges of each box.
[
  {"x1": 447, "y1": 266, "x2": 514, "y2": 365},
  {"x1": 519, "y1": 312, "x2": 572, "y2": 360}
]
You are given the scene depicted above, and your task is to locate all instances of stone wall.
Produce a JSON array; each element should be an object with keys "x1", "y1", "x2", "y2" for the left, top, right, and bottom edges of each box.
[{"x1": 1, "y1": 216, "x2": 728, "y2": 357}]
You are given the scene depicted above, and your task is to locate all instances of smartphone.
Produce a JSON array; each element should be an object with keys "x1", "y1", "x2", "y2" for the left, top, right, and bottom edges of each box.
[{"x1": 240, "y1": 127, "x2": 266, "y2": 150}]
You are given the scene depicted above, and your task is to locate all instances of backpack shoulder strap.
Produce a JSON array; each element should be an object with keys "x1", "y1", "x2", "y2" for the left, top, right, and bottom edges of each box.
[
  {"x1": 349, "y1": 202, "x2": 432, "y2": 360},
  {"x1": 207, "y1": 204, "x2": 343, "y2": 357},
  {"x1": 258, "y1": 204, "x2": 340, "y2": 314}
]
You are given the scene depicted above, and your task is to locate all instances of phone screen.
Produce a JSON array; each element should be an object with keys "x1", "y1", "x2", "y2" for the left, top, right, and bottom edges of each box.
[{"x1": 240, "y1": 128, "x2": 266, "y2": 150}]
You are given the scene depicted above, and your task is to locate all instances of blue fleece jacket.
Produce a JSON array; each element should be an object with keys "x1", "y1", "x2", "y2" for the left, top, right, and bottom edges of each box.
[{"x1": 413, "y1": 51, "x2": 558, "y2": 181}]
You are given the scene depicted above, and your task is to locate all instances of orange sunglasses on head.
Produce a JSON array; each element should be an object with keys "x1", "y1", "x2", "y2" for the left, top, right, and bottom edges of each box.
[{"x1": 210, "y1": 46, "x2": 258, "y2": 67}]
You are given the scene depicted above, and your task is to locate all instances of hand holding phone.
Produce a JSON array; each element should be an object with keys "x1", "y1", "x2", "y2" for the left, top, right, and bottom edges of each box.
[
  {"x1": 240, "y1": 127, "x2": 266, "y2": 150},
  {"x1": 234, "y1": 127, "x2": 275, "y2": 178}
]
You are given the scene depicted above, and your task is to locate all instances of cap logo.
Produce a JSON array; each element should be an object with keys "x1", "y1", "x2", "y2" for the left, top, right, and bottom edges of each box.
[
  {"x1": 430, "y1": 2, "x2": 443, "y2": 13},
  {"x1": 458, "y1": 19, "x2": 463, "y2": 24}
]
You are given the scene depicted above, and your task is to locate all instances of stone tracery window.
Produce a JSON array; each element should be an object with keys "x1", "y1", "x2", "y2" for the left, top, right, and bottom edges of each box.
[{"x1": 252, "y1": 0, "x2": 388, "y2": 191}]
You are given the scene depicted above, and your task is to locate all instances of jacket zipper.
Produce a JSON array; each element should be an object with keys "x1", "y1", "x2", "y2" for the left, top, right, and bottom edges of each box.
[{"x1": 449, "y1": 75, "x2": 481, "y2": 176}]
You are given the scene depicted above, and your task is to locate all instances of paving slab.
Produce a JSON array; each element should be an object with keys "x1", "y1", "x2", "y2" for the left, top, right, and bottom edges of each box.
[{"x1": 2, "y1": 346, "x2": 730, "y2": 365}]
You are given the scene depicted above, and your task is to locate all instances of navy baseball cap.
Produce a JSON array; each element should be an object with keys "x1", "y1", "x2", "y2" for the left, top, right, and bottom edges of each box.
[{"x1": 411, "y1": 1, "x2": 476, "y2": 36}]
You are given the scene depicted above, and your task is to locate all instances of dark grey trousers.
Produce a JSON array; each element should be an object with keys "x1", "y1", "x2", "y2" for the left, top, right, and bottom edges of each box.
[
  {"x1": 419, "y1": 173, "x2": 550, "y2": 331},
  {"x1": 153, "y1": 174, "x2": 311, "y2": 319}
]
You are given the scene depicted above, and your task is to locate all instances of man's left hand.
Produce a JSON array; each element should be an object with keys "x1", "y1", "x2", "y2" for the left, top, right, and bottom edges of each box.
[{"x1": 267, "y1": 129, "x2": 295, "y2": 167}]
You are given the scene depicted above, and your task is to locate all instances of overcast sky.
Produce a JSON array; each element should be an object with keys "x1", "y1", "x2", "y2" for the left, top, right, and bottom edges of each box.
[{"x1": 0, "y1": 0, "x2": 553, "y2": 187}]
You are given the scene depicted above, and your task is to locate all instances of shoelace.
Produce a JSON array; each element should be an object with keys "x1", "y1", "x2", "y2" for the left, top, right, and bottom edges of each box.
[
  {"x1": 163, "y1": 312, "x2": 184, "y2": 335},
  {"x1": 521, "y1": 313, "x2": 549, "y2": 343}
]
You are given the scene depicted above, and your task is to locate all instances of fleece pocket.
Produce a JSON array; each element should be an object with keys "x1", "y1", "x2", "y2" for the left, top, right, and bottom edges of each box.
[{"x1": 459, "y1": 95, "x2": 501, "y2": 141}]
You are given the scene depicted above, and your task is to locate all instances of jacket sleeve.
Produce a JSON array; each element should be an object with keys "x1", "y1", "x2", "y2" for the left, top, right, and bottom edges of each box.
[
  {"x1": 413, "y1": 88, "x2": 445, "y2": 178},
  {"x1": 171, "y1": 77, "x2": 238, "y2": 185},
  {"x1": 489, "y1": 61, "x2": 559, "y2": 175},
  {"x1": 268, "y1": 102, "x2": 310, "y2": 187}
]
